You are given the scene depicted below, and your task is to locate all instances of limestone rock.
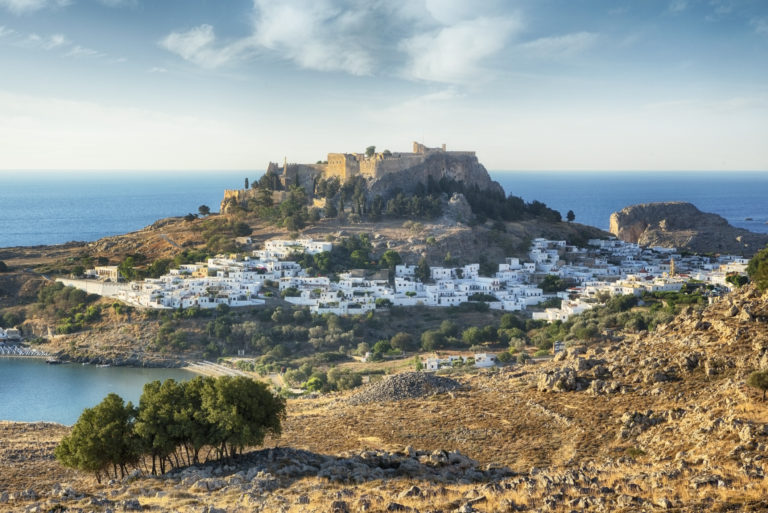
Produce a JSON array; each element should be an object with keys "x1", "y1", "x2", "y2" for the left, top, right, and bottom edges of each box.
[{"x1": 609, "y1": 202, "x2": 768, "y2": 255}]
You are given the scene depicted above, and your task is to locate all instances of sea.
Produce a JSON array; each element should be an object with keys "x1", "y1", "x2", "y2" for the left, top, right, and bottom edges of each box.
[
  {"x1": 495, "y1": 171, "x2": 768, "y2": 234},
  {"x1": 0, "y1": 169, "x2": 767, "y2": 423},
  {"x1": 0, "y1": 358, "x2": 192, "y2": 424},
  {"x1": 0, "y1": 171, "x2": 766, "y2": 249}
]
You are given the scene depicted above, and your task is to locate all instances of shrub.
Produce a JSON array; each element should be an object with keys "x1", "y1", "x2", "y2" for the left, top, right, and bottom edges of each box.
[
  {"x1": 747, "y1": 369, "x2": 768, "y2": 401},
  {"x1": 747, "y1": 247, "x2": 768, "y2": 292}
]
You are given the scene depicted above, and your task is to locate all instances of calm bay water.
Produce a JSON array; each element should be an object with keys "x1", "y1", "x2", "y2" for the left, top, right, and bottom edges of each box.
[{"x1": 0, "y1": 358, "x2": 192, "y2": 424}]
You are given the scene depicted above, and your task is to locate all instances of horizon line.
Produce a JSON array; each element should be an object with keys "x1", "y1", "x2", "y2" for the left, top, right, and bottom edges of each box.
[{"x1": 1, "y1": 169, "x2": 767, "y2": 174}]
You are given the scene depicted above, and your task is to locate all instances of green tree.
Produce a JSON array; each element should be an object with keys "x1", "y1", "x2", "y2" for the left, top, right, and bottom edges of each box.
[
  {"x1": 55, "y1": 393, "x2": 139, "y2": 482},
  {"x1": 747, "y1": 247, "x2": 768, "y2": 292},
  {"x1": 200, "y1": 376, "x2": 285, "y2": 458},
  {"x1": 198, "y1": 205, "x2": 211, "y2": 216},
  {"x1": 380, "y1": 250, "x2": 402, "y2": 270},
  {"x1": 415, "y1": 256, "x2": 430, "y2": 282},
  {"x1": 390, "y1": 332, "x2": 415, "y2": 352},
  {"x1": 118, "y1": 256, "x2": 138, "y2": 281},
  {"x1": 257, "y1": 187, "x2": 274, "y2": 207},
  {"x1": 244, "y1": 177, "x2": 249, "y2": 189},
  {"x1": 134, "y1": 379, "x2": 188, "y2": 474},
  {"x1": 146, "y1": 258, "x2": 172, "y2": 279},
  {"x1": 420, "y1": 329, "x2": 445, "y2": 351},
  {"x1": 327, "y1": 367, "x2": 362, "y2": 390},
  {"x1": 747, "y1": 369, "x2": 768, "y2": 401},
  {"x1": 462, "y1": 326, "x2": 483, "y2": 346},
  {"x1": 179, "y1": 377, "x2": 218, "y2": 464},
  {"x1": 566, "y1": 210, "x2": 575, "y2": 222},
  {"x1": 324, "y1": 201, "x2": 338, "y2": 218},
  {"x1": 365, "y1": 145, "x2": 376, "y2": 157}
]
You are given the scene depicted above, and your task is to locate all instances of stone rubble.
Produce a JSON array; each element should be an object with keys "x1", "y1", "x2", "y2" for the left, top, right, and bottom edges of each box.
[{"x1": 347, "y1": 372, "x2": 464, "y2": 405}]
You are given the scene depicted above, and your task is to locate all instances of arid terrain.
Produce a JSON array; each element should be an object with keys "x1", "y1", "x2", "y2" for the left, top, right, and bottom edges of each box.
[{"x1": 2, "y1": 284, "x2": 768, "y2": 512}]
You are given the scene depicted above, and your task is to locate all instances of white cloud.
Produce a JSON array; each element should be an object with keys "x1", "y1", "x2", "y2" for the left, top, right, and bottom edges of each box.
[
  {"x1": 148, "y1": 66, "x2": 167, "y2": 73},
  {"x1": 668, "y1": 0, "x2": 687, "y2": 13},
  {"x1": 423, "y1": 0, "x2": 505, "y2": 25},
  {"x1": 66, "y1": 45, "x2": 105, "y2": 58},
  {"x1": 97, "y1": 0, "x2": 137, "y2": 7},
  {"x1": 11, "y1": 29, "x2": 115, "y2": 61},
  {"x1": 400, "y1": 16, "x2": 521, "y2": 83},
  {"x1": 250, "y1": 0, "x2": 375, "y2": 76},
  {"x1": 160, "y1": 0, "x2": 519, "y2": 80},
  {"x1": 0, "y1": 26, "x2": 15, "y2": 38},
  {"x1": 519, "y1": 32, "x2": 598, "y2": 58},
  {"x1": 751, "y1": 17, "x2": 768, "y2": 35},
  {"x1": 159, "y1": 24, "x2": 255, "y2": 69},
  {"x1": 0, "y1": 0, "x2": 69, "y2": 14},
  {"x1": 19, "y1": 32, "x2": 70, "y2": 50}
]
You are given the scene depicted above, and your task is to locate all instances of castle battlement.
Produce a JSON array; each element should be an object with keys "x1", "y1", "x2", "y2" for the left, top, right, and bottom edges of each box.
[{"x1": 324, "y1": 142, "x2": 475, "y2": 182}]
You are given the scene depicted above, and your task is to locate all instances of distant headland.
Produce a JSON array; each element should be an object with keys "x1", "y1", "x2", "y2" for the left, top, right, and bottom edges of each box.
[{"x1": 610, "y1": 201, "x2": 768, "y2": 257}]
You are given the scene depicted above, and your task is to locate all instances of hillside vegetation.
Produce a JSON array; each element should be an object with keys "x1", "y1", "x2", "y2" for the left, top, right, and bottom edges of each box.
[{"x1": 3, "y1": 283, "x2": 768, "y2": 511}]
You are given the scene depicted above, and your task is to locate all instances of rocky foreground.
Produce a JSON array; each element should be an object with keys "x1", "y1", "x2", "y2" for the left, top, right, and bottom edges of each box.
[{"x1": 3, "y1": 285, "x2": 768, "y2": 512}]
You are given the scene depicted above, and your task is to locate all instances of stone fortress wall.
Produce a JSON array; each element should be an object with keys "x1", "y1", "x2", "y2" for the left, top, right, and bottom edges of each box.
[
  {"x1": 221, "y1": 142, "x2": 483, "y2": 212},
  {"x1": 325, "y1": 142, "x2": 476, "y2": 182}
]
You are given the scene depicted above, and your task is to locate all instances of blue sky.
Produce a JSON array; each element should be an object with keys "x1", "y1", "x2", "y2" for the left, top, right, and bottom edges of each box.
[{"x1": 0, "y1": 0, "x2": 766, "y2": 171}]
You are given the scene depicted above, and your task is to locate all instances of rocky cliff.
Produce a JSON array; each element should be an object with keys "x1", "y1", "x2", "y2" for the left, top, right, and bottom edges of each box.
[
  {"x1": 610, "y1": 201, "x2": 768, "y2": 256},
  {"x1": 368, "y1": 151, "x2": 504, "y2": 199}
]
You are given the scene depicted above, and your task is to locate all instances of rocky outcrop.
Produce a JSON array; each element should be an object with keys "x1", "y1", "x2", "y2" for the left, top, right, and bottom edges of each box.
[
  {"x1": 368, "y1": 151, "x2": 504, "y2": 200},
  {"x1": 609, "y1": 202, "x2": 768, "y2": 256}
]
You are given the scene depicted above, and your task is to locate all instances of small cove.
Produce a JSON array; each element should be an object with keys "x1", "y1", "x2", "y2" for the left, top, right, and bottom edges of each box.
[{"x1": 0, "y1": 357, "x2": 193, "y2": 425}]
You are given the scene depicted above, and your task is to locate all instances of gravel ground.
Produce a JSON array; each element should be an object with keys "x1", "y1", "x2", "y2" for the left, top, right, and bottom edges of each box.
[{"x1": 348, "y1": 372, "x2": 464, "y2": 405}]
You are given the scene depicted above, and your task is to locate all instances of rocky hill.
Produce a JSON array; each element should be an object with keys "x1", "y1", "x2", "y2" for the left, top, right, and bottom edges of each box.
[
  {"x1": 3, "y1": 285, "x2": 768, "y2": 512},
  {"x1": 366, "y1": 151, "x2": 504, "y2": 199},
  {"x1": 610, "y1": 201, "x2": 768, "y2": 256}
]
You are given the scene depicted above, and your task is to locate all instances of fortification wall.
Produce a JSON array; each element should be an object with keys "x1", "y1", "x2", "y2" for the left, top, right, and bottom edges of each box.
[
  {"x1": 326, "y1": 153, "x2": 359, "y2": 181},
  {"x1": 373, "y1": 154, "x2": 426, "y2": 178}
]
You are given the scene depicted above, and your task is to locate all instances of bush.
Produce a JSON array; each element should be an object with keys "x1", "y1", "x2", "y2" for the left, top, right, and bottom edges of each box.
[
  {"x1": 390, "y1": 332, "x2": 415, "y2": 352},
  {"x1": 726, "y1": 274, "x2": 749, "y2": 288},
  {"x1": 747, "y1": 369, "x2": 768, "y2": 401},
  {"x1": 748, "y1": 247, "x2": 768, "y2": 292}
]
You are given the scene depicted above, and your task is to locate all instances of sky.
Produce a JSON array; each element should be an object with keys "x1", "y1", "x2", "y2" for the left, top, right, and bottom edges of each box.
[{"x1": 0, "y1": 0, "x2": 766, "y2": 172}]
